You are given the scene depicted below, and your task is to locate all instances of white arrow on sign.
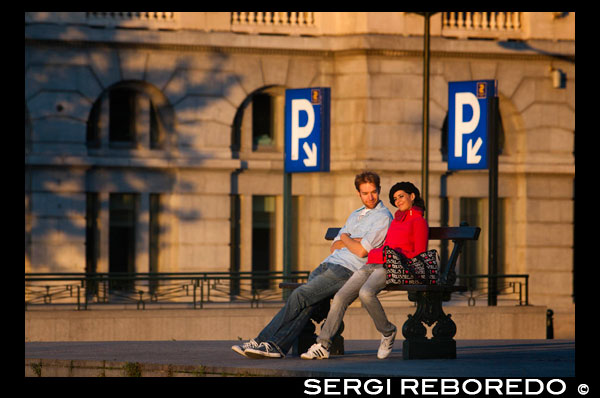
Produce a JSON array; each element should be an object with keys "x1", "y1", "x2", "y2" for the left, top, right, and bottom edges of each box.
[
  {"x1": 466, "y1": 137, "x2": 483, "y2": 164},
  {"x1": 303, "y1": 142, "x2": 317, "y2": 167}
]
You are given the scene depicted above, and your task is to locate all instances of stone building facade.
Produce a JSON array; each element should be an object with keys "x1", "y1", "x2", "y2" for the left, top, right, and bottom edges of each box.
[{"x1": 25, "y1": 12, "x2": 575, "y2": 336}]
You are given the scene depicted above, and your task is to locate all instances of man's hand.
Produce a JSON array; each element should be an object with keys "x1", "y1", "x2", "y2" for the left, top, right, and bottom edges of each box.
[{"x1": 330, "y1": 239, "x2": 345, "y2": 253}]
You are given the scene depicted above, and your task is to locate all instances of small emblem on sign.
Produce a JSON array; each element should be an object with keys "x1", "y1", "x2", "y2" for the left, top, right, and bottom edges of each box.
[
  {"x1": 311, "y1": 89, "x2": 321, "y2": 105},
  {"x1": 476, "y1": 82, "x2": 487, "y2": 98}
]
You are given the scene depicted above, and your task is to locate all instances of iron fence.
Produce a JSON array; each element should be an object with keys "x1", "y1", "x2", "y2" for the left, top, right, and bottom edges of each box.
[
  {"x1": 25, "y1": 272, "x2": 529, "y2": 310},
  {"x1": 25, "y1": 271, "x2": 310, "y2": 310},
  {"x1": 455, "y1": 274, "x2": 529, "y2": 306}
]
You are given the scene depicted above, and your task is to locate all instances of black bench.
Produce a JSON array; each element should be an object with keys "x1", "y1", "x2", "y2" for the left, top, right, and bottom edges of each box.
[{"x1": 280, "y1": 222, "x2": 480, "y2": 359}]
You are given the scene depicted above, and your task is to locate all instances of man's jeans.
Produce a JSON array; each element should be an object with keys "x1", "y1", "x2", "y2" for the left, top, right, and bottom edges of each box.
[{"x1": 255, "y1": 262, "x2": 353, "y2": 355}]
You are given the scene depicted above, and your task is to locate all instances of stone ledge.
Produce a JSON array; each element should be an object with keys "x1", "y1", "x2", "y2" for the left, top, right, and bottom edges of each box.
[{"x1": 25, "y1": 305, "x2": 551, "y2": 342}]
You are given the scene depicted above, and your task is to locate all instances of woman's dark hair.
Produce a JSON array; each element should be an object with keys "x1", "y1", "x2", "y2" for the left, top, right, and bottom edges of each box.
[{"x1": 388, "y1": 181, "x2": 426, "y2": 211}]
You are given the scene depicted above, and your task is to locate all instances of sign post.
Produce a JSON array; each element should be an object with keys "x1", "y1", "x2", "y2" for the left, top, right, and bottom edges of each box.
[
  {"x1": 448, "y1": 80, "x2": 499, "y2": 305},
  {"x1": 283, "y1": 88, "x2": 330, "y2": 295},
  {"x1": 488, "y1": 94, "x2": 499, "y2": 306}
]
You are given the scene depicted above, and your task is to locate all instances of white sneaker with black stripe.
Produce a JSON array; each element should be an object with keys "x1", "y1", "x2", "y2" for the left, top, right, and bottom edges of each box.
[
  {"x1": 231, "y1": 339, "x2": 259, "y2": 357},
  {"x1": 377, "y1": 327, "x2": 397, "y2": 359},
  {"x1": 301, "y1": 343, "x2": 330, "y2": 360}
]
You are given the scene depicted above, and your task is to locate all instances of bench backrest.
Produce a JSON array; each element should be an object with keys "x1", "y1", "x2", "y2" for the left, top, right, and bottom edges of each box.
[{"x1": 324, "y1": 223, "x2": 480, "y2": 286}]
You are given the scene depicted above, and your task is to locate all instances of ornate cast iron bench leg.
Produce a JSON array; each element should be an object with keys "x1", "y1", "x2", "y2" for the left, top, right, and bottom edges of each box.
[
  {"x1": 402, "y1": 290, "x2": 457, "y2": 359},
  {"x1": 292, "y1": 296, "x2": 345, "y2": 356}
]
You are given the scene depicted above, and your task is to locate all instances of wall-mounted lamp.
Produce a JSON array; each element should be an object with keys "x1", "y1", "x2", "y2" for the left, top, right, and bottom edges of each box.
[
  {"x1": 552, "y1": 12, "x2": 569, "y2": 20},
  {"x1": 551, "y1": 68, "x2": 567, "y2": 89}
]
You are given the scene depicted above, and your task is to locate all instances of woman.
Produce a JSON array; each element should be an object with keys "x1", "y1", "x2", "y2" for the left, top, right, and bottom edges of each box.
[{"x1": 301, "y1": 181, "x2": 428, "y2": 360}]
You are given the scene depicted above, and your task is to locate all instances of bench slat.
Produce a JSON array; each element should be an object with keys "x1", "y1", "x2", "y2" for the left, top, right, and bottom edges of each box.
[
  {"x1": 429, "y1": 226, "x2": 480, "y2": 241},
  {"x1": 280, "y1": 282, "x2": 467, "y2": 293},
  {"x1": 384, "y1": 284, "x2": 467, "y2": 292},
  {"x1": 325, "y1": 227, "x2": 341, "y2": 241},
  {"x1": 325, "y1": 226, "x2": 480, "y2": 241},
  {"x1": 279, "y1": 282, "x2": 304, "y2": 289}
]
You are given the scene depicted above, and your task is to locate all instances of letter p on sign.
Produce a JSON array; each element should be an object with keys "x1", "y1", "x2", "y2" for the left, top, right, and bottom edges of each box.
[
  {"x1": 291, "y1": 99, "x2": 315, "y2": 161},
  {"x1": 454, "y1": 92, "x2": 480, "y2": 158}
]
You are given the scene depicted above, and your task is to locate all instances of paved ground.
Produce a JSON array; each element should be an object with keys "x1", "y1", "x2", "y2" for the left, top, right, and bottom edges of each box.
[{"x1": 25, "y1": 339, "x2": 575, "y2": 378}]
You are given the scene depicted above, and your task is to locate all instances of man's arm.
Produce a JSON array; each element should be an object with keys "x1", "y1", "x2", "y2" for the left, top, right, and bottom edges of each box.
[
  {"x1": 329, "y1": 221, "x2": 351, "y2": 253},
  {"x1": 339, "y1": 233, "x2": 368, "y2": 258},
  {"x1": 330, "y1": 236, "x2": 363, "y2": 254}
]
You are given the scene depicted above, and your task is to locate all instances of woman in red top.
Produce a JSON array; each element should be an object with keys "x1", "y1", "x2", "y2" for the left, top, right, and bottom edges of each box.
[{"x1": 301, "y1": 182, "x2": 428, "y2": 360}]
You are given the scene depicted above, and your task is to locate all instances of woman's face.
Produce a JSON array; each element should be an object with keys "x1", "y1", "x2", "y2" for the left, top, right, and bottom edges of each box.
[{"x1": 393, "y1": 190, "x2": 416, "y2": 212}]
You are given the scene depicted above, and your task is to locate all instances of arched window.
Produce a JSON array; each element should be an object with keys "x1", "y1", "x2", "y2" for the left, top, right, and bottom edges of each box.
[
  {"x1": 87, "y1": 80, "x2": 175, "y2": 151},
  {"x1": 229, "y1": 85, "x2": 293, "y2": 291},
  {"x1": 231, "y1": 85, "x2": 285, "y2": 157}
]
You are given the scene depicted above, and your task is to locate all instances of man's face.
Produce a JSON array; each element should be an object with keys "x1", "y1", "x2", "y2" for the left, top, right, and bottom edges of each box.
[{"x1": 357, "y1": 182, "x2": 380, "y2": 209}]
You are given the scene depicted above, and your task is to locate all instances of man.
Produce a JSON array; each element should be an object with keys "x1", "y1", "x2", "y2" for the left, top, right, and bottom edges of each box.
[{"x1": 232, "y1": 171, "x2": 393, "y2": 359}]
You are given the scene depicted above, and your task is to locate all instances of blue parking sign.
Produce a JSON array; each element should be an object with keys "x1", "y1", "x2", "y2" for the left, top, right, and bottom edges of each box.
[
  {"x1": 285, "y1": 88, "x2": 330, "y2": 173},
  {"x1": 448, "y1": 80, "x2": 497, "y2": 170}
]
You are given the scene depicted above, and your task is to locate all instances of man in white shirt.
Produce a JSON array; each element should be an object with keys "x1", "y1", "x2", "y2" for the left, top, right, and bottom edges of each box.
[{"x1": 232, "y1": 171, "x2": 393, "y2": 359}]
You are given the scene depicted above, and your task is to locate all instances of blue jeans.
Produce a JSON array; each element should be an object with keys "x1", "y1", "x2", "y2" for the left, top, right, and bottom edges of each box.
[{"x1": 255, "y1": 262, "x2": 354, "y2": 355}]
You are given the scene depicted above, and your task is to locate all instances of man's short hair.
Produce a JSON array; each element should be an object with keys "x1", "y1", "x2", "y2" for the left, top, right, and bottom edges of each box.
[{"x1": 354, "y1": 171, "x2": 381, "y2": 192}]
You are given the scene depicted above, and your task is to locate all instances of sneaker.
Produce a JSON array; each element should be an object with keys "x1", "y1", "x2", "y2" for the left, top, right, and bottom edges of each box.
[
  {"x1": 377, "y1": 327, "x2": 397, "y2": 359},
  {"x1": 244, "y1": 342, "x2": 284, "y2": 359},
  {"x1": 301, "y1": 343, "x2": 330, "y2": 360},
  {"x1": 231, "y1": 339, "x2": 259, "y2": 357}
]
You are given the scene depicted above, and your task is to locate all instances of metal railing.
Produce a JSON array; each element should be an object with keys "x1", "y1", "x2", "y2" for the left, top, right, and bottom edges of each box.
[
  {"x1": 455, "y1": 274, "x2": 529, "y2": 306},
  {"x1": 25, "y1": 271, "x2": 310, "y2": 311},
  {"x1": 25, "y1": 272, "x2": 528, "y2": 310}
]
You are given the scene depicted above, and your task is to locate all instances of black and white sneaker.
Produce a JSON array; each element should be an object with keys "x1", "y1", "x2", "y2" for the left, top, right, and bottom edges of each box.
[
  {"x1": 244, "y1": 342, "x2": 284, "y2": 359},
  {"x1": 377, "y1": 327, "x2": 397, "y2": 359},
  {"x1": 231, "y1": 339, "x2": 259, "y2": 357},
  {"x1": 301, "y1": 343, "x2": 330, "y2": 360}
]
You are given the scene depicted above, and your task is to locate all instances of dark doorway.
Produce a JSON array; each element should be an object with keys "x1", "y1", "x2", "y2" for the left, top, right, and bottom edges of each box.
[{"x1": 109, "y1": 193, "x2": 137, "y2": 291}]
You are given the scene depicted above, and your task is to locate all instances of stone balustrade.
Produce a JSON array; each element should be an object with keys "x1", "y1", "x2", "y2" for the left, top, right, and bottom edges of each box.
[
  {"x1": 85, "y1": 12, "x2": 179, "y2": 30},
  {"x1": 231, "y1": 12, "x2": 316, "y2": 35},
  {"x1": 442, "y1": 12, "x2": 522, "y2": 39}
]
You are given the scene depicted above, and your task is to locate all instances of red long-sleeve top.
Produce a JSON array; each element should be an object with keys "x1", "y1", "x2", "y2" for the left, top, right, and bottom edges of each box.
[{"x1": 367, "y1": 206, "x2": 429, "y2": 264}]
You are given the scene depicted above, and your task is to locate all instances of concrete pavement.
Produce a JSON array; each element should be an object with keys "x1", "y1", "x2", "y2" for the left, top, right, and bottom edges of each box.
[{"x1": 25, "y1": 339, "x2": 574, "y2": 378}]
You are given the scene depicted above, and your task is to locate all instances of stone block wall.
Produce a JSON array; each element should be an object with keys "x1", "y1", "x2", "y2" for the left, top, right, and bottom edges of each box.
[{"x1": 26, "y1": 13, "x2": 574, "y2": 336}]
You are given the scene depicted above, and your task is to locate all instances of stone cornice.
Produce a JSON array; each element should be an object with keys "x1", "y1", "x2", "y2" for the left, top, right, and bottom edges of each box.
[
  {"x1": 25, "y1": 38, "x2": 575, "y2": 63},
  {"x1": 25, "y1": 154, "x2": 574, "y2": 176},
  {"x1": 25, "y1": 25, "x2": 575, "y2": 63}
]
